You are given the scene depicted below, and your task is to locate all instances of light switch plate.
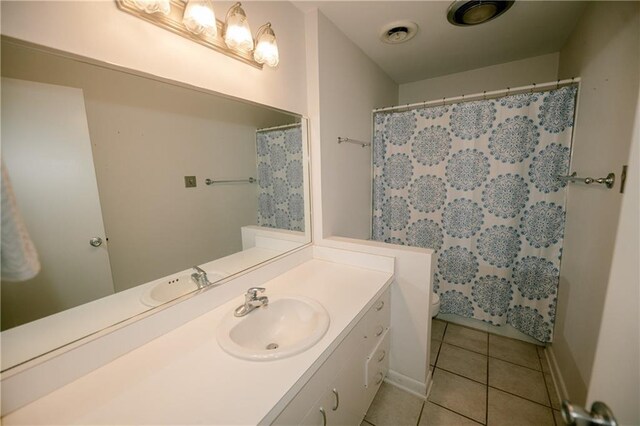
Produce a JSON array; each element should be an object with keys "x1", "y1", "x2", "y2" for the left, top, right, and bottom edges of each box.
[{"x1": 184, "y1": 176, "x2": 196, "y2": 188}]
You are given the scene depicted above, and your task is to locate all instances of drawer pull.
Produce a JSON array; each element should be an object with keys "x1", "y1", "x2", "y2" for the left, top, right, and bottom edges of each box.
[
  {"x1": 320, "y1": 407, "x2": 327, "y2": 426},
  {"x1": 378, "y1": 350, "x2": 386, "y2": 362},
  {"x1": 375, "y1": 300, "x2": 385, "y2": 311},
  {"x1": 375, "y1": 372, "x2": 384, "y2": 385},
  {"x1": 332, "y1": 388, "x2": 339, "y2": 411},
  {"x1": 375, "y1": 325, "x2": 384, "y2": 337}
]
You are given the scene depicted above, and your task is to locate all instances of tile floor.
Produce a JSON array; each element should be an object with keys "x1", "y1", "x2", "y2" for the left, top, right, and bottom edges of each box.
[{"x1": 362, "y1": 319, "x2": 563, "y2": 426}]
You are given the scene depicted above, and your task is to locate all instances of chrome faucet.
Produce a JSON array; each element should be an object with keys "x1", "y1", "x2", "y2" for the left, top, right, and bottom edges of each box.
[
  {"x1": 191, "y1": 266, "x2": 214, "y2": 289},
  {"x1": 234, "y1": 287, "x2": 269, "y2": 317}
]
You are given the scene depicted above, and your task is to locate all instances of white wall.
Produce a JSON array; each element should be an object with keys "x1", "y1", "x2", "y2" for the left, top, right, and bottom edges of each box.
[
  {"x1": 585, "y1": 89, "x2": 639, "y2": 425},
  {"x1": 399, "y1": 53, "x2": 559, "y2": 103},
  {"x1": 1, "y1": 41, "x2": 294, "y2": 292},
  {"x1": 0, "y1": 1, "x2": 307, "y2": 115},
  {"x1": 551, "y1": 1, "x2": 640, "y2": 404},
  {"x1": 312, "y1": 11, "x2": 398, "y2": 239}
]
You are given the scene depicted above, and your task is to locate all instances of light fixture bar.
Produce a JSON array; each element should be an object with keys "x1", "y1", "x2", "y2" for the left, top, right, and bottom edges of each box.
[{"x1": 115, "y1": 0, "x2": 263, "y2": 69}]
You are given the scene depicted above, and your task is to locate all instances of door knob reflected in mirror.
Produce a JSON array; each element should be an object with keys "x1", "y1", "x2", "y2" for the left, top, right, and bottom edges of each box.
[{"x1": 89, "y1": 237, "x2": 103, "y2": 247}]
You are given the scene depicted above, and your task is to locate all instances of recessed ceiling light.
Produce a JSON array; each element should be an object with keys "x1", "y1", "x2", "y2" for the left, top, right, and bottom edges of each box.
[
  {"x1": 380, "y1": 21, "x2": 418, "y2": 44},
  {"x1": 447, "y1": 0, "x2": 514, "y2": 26}
]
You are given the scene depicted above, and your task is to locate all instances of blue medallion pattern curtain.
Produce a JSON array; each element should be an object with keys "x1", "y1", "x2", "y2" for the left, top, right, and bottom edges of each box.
[
  {"x1": 256, "y1": 125, "x2": 305, "y2": 232},
  {"x1": 372, "y1": 86, "x2": 577, "y2": 342}
]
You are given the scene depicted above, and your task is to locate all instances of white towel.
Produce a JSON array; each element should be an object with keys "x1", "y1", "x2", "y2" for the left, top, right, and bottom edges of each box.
[{"x1": 1, "y1": 162, "x2": 40, "y2": 281}]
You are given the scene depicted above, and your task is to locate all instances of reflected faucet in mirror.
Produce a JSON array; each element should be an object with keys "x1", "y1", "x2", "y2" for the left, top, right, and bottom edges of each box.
[{"x1": 191, "y1": 266, "x2": 217, "y2": 289}]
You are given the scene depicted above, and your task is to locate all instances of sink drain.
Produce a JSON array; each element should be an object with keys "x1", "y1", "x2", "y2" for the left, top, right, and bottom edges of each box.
[{"x1": 266, "y1": 343, "x2": 279, "y2": 350}]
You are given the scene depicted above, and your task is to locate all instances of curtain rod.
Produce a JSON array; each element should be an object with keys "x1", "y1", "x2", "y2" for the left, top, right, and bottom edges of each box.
[
  {"x1": 373, "y1": 77, "x2": 580, "y2": 114},
  {"x1": 256, "y1": 122, "x2": 301, "y2": 132}
]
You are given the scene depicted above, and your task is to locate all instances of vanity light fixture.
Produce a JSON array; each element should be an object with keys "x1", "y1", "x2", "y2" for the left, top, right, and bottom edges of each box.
[
  {"x1": 253, "y1": 23, "x2": 279, "y2": 67},
  {"x1": 182, "y1": 0, "x2": 217, "y2": 36},
  {"x1": 116, "y1": 0, "x2": 281, "y2": 69},
  {"x1": 131, "y1": 0, "x2": 171, "y2": 15},
  {"x1": 223, "y1": 2, "x2": 254, "y2": 52}
]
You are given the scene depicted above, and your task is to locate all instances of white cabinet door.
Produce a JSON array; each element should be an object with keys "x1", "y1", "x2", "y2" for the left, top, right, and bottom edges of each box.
[{"x1": 1, "y1": 78, "x2": 114, "y2": 325}]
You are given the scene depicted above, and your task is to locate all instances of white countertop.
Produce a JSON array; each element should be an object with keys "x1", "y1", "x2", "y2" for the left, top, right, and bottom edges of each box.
[
  {"x1": 1, "y1": 246, "x2": 285, "y2": 371},
  {"x1": 3, "y1": 258, "x2": 393, "y2": 425}
]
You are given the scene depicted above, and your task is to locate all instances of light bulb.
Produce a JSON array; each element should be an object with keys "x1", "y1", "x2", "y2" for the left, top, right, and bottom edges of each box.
[
  {"x1": 132, "y1": 0, "x2": 170, "y2": 15},
  {"x1": 224, "y1": 3, "x2": 253, "y2": 52},
  {"x1": 183, "y1": 0, "x2": 217, "y2": 36},
  {"x1": 253, "y1": 23, "x2": 279, "y2": 67}
]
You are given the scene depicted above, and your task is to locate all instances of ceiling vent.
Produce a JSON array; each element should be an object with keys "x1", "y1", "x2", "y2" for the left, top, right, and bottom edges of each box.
[
  {"x1": 447, "y1": 0, "x2": 514, "y2": 26},
  {"x1": 380, "y1": 21, "x2": 418, "y2": 44}
]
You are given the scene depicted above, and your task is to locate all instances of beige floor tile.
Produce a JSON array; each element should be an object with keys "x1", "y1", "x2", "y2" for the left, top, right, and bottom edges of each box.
[
  {"x1": 443, "y1": 324, "x2": 488, "y2": 355},
  {"x1": 488, "y1": 358, "x2": 549, "y2": 406},
  {"x1": 432, "y1": 319, "x2": 447, "y2": 341},
  {"x1": 553, "y1": 409, "x2": 564, "y2": 425},
  {"x1": 361, "y1": 420, "x2": 374, "y2": 426},
  {"x1": 487, "y1": 388, "x2": 554, "y2": 426},
  {"x1": 544, "y1": 373, "x2": 561, "y2": 410},
  {"x1": 430, "y1": 339, "x2": 442, "y2": 366},
  {"x1": 437, "y1": 343, "x2": 488, "y2": 384},
  {"x1": 365, "y1": 382, "x2": 424, "y2": 426},
  {"x1": 419, "y1": 402, "x2": 482, "y2": 426},
  {"x1": 428, "y1": 368, "x2": 487, "y2": 423},
  {"x1": 488, "y1": 334, "x2": 540, "y2": 370}
]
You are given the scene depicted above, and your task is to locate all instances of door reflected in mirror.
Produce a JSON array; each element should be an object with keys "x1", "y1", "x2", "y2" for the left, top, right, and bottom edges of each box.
[{"x1": 0, "y1": 38, "x2": 311, "y2": 371}]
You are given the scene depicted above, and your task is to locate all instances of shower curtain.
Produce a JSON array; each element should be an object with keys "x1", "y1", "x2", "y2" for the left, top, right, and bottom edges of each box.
[
  {"x1": 372, "y1": 86, "x2": 577, "y2": 342},
  {"x1": 256, "y1": 125, "x2": 305, "y2": 232}
]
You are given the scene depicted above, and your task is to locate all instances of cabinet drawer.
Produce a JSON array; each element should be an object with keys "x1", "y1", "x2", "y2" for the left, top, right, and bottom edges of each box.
[
  {"x1": 365, "y1": 328, "x2": 390, "y2": 388},
  {"x1": 364, "y1": 290, "x2": 390, "y2": 346}
]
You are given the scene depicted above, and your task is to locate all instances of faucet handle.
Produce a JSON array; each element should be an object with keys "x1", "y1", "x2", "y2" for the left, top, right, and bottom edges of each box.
[
  {"x1": 247, "y1": 287, "x2": 265, "y2": 298},
  {"x1": 192, "y1": 265, "x2": 207, "y2": 275}
]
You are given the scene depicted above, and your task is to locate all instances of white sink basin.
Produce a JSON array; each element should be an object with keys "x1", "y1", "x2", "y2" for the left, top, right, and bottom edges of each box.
[
  {"x1": 216, "y1": 295, "x2": 330, "y2": 361},
  {"x1": 140, "y1": 271, "x2": 226, "y2": 307}
]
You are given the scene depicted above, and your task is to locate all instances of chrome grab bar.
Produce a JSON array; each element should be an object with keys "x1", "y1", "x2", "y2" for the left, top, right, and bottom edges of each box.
[
  {"x1": 205, "y1": 177, "x2": 256, "y2": 185},
  {"x1": 557, "y1": 172, "x2": 615, "y2": 189}
]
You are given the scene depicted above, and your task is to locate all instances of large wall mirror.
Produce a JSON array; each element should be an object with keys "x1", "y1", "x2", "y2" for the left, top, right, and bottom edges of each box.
[{"x1": 0, "y1": 38, "x2": 311, "y2": 371}]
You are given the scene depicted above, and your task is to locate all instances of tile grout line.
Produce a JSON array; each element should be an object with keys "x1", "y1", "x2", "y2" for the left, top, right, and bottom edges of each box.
[
  {"x1": 427, "y1": 400, "x2": 486, "y2": 425},
  {"x1": 539, "y1": 347, "x2": 559, "y2": 426},
  {"x1": 432, "y1": 365, "x2": 555, "y2": 410},
  {"x1": 488, "y1": 385, "x2": 555, "y2": 410},
  {"x1": 442, "y1": 338, "x2": 544, "y2": 373},
  {"x1": 485, "y1": 331, "x2": 489, "y2": 426},
  {"x1": 414, "y1": 400, "x2": 426, "y2": 426}
]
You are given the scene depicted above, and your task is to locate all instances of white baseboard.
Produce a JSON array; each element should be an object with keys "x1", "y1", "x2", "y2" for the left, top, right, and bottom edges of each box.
[
  {"x1": 544, "y1": 346, "x2": 569, "y2": 402},
  {"x1": 385, "y1": 369, "x2": 428, "y2": 400}
]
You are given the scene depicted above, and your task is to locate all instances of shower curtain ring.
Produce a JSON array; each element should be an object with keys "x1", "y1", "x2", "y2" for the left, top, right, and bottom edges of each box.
[
  {"x1": 483, "y1": 91, "x2": 487, "y2": 100},
  {"x1": 442, "y1": 97, "x2": 445, "y2": 107},
  {"x1": 556, "y1": 79, "x2": 560, "y2": 89},
  {"x1": 506, "y1": 87, "x2": 510, "y2": 96},
  {"x1": 531, "y1": 83, "x2": 536, "y2": 94}
]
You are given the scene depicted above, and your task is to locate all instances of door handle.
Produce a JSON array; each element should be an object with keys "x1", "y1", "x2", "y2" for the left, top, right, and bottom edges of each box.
[
  {"x1": 561, "y1": 400, "x2": 618, "y2": 426},
  {"x1": 89, "y1": 237, "x2": 103, "y2": 247},
  {"x1": 332, "y1": 388, "x2": 339, "y2": 411}
]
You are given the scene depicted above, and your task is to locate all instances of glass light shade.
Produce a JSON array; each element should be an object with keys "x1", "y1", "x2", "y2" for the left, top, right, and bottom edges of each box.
[
  {"x1": 183, "y1": 0, "x2": 217, "y2": 36},
  {"x1": 253, "y1": 24, "x2": 279, "y2": 67},
  {"x1": 224, "y1": 3, "x2": 254, "y2": 52},
  {"x1": 132, "y1": 0, "x2": 170, "y2": 15}
]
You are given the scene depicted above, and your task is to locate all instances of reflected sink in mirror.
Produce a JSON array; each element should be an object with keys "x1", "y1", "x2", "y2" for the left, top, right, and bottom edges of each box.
[
  {"x1": 140, "y1": 270, "x2": 227, "y2": 307},
  {"x1": 217, "y1": 296, "x2": 330, "y2": 361}
]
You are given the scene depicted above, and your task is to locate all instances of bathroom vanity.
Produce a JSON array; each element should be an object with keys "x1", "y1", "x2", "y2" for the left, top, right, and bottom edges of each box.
[{"x1": 2, "y1": 246, "x2": 394, "y2": 425}]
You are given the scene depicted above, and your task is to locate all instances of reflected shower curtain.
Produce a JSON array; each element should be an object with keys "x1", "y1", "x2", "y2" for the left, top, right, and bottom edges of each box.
[
  {"x1": 256, "y1": 125, "x2": 305, "y2": 232},
  {"x1": 372, "y1": 86, "x2": 577, "y2": 342}
]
